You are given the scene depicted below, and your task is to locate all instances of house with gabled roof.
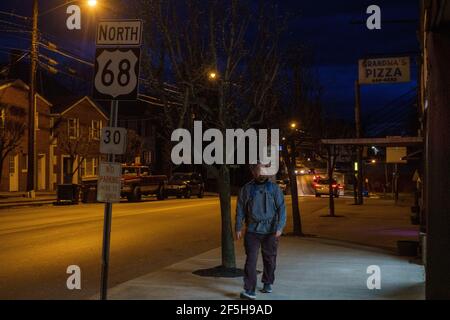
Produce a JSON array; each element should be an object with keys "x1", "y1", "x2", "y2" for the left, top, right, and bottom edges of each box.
[
  {"x1": 50, "y1": 95, "x2": 109, "y2": 186},
  {"x1": 0, "y1": 79, "x2": 53, "y2": 192}
]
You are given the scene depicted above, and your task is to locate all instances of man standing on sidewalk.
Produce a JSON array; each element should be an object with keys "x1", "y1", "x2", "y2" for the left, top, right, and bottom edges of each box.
[{"x1": 235, "y1": 163, "x2": 286, "y2": 300}]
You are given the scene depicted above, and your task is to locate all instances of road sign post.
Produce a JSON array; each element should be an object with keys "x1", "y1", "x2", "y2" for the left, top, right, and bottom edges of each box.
[
  {"x1": 94, "y1": 19, "x2": 142, "y2": 300},
  {"x1": 99, "y1": 100, "x2": 118, "y2": 300}
]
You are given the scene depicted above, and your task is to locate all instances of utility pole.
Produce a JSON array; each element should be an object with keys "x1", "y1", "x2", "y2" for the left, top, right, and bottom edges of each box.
[
  {"x1": 27, "y1": 0, "x2": 38, "y2": 198},
  {"x1": 354, "y1": 80, "x2": 364, "y2": 205}
]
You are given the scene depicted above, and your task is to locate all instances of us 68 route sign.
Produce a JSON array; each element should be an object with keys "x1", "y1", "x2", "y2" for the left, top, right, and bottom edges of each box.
[{"x1": 93, "y1": 48, "x2": 141, "y2": 100}]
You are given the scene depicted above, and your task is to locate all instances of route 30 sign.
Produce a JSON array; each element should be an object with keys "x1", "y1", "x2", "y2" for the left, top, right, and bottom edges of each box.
[
  {"x1": 93, "y1": 48, "x2": 140, "y2": 100},
  {"x1": 100, "y1": 127, "x2": 127, "y2": 155}
]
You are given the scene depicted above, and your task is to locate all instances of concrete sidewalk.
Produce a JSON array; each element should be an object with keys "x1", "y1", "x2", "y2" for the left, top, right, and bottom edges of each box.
[
  {"x1": 107, "y1": 197, "x2": 424, "y2": 300},
  {"x1": 106, "y1": 236, "x2": 424, "y2": 300},
  {"x1": 0, "y1": 192, "x2": 56, "y2": 209}
]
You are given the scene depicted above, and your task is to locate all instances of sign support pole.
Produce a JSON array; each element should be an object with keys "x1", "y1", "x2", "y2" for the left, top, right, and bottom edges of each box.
[
  {"x1": 94, "y1": 19, "x2": 141, "y2": 300},
  {"x1": 355, "y1": 81, "x2": 364, "y2": 205},
  {"x1": 100, "y1": 100, "x2": 119, "y2": 300}
]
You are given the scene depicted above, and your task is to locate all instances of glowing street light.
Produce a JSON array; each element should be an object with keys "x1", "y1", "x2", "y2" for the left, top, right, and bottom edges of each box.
[
  {"x1": 208, "y1": 71, "x2": 218, "y2": 80},
  {"x1": 88, "y1": 0, "x2": 98, "y2": 7},
  {"x1": 290, "y1": 122, "x2": 297, "y2": 129}
]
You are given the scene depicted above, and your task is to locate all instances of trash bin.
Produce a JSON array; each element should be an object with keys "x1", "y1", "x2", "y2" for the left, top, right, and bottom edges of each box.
[
  {"x1": 410, "y1": 205, "x2": 420, "y2": 225},
  {"x1": 55, "y1": 184, "x2": 80, "y2": 205},
  {"x1": 81, "y1": 185, "x2": 97, "y2": 203},
  {"x1": 397, "y1": 240, "x2": 419, "y2": 257}
]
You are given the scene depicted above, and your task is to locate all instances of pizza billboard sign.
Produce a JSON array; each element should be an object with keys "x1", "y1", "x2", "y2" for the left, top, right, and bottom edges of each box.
[{"x1": 359, "y1": 57, "x2": 410, "y2": 84}]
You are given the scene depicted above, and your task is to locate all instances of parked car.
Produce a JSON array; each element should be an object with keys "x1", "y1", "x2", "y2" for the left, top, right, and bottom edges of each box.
[
  {"x1": 80, "y1": 164, "x2": 168, "y2": 202},
  {"x1": 121, "y1": 165, "x2": 167, "y2": 201},
  {"x1": 276, "y1": 179, "x2": 288, "y2": 194},
  {"x1": 165, "y1": 172, "x2": 204, "y2": 199},
  {"x1": 313, "y1": 178, "x2": 341, "y2": 198}
]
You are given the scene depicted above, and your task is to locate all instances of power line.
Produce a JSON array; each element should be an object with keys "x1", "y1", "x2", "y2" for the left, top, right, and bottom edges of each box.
[
  {"x1": 39, "y1": 42, "x2": 94, "y2": 67},
  {"x1": 38, "y1": 61, "x2": 89, "y2": 82},
  {"x1": 0, "y1": 19, "x2": 31, "y2": 30},
  {"x1": 0, "y1": 11, "x2": 30, "y2": 21},
  {"x1": 0, "y1": 45, "x2": 30, "y2": 53}
]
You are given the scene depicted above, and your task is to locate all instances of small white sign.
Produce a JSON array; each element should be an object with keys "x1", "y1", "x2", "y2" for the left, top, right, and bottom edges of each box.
[
  {"x1": 100, "y1": 127, "x2": 127, "y2": 155},
  {"x1": 97, "y1": 162, "x2": 122, "y2": 203},
  {"x1": 359, "y1": 57, "x2": 410, "y2": 84},
  {"x1": 96, "y1": 20, "x2": 142, "y2": 46}
]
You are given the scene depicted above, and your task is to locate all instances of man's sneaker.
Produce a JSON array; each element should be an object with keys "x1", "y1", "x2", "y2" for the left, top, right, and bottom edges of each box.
[
  {"x1": 261, "y1": 284, "x2": 273, "y2": 293},
  {"x1": 240, "y1": 291, "x2": 256, "y2": 300}
]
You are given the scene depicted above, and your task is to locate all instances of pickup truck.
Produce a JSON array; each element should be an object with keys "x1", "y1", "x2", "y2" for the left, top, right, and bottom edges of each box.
[
  {"x1": 121, "y1": 165, "x2": 167, "y2": 201},
  {"x1": 81, "y1": 164, "x2": 168, "y2": 202}
]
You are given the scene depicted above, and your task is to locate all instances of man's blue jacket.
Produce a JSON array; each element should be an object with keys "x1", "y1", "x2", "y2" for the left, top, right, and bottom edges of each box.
[{"x1": 235, "y1": 179, "x2": 287, "y2": 234}]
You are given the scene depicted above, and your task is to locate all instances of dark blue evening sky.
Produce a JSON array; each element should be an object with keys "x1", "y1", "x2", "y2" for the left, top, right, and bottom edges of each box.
[{"x1": 0, "y1": 0, "x2": 420, "y2": 125}]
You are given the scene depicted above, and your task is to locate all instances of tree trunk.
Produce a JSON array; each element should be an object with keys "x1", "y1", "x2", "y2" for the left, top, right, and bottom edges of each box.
[
  {"x1": 288, "y1": 159, "x2": 303, "y2": 235},
  {"x1": 217, "y1": 165, "x2": 236, "y2": 269},
  {"x1": 161, "y1": 140, "x2": 173, "y2": 178},
  {"x1": 70, "y1": 158, "x2": 76, "y2": 184},
  {"x1": 284, "y1": 140, "x2": 303, "y2": 235}
]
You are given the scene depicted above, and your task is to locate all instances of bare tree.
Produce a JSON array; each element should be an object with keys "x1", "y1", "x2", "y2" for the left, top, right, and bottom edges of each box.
[
  {"x1": 139, "y1": 0, "x2": 284, "y2": 271},
  {"x1": 53, "y1": 118, "x2": 99, "y2": 183},
  {"x1": 274, "y1": 47, "x2": 323, "y2": 235},
  {"x1": 119, "y1": 129, "x2": 144, "y2": 164},
  {"x1": 0, "y1": 103, "x2": 26, "y2": 183},
  {"x1": 316, "y1": 119, "x2": 354, "y2": 216}
]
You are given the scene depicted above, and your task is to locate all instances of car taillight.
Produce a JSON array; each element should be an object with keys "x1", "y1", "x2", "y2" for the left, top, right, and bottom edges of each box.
[{"x1": 332, "y1": 184, "x2": 337, "y2": 188}]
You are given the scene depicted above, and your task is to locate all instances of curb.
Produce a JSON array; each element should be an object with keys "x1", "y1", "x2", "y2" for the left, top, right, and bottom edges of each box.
[{"x1": 0, "y1": 199, "x2": 56, "y2": 210}]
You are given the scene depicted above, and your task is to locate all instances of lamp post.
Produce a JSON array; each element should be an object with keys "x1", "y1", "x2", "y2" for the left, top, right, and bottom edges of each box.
[{"x1": 26, "y1": 0, "x2": 97, "y2": 197}]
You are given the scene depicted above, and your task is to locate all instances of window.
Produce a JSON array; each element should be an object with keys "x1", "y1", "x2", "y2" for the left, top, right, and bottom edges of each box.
[
  {"x1": 50, "y1": 118, "x2": 54, "y2": 138},
  {"x1": 35, "y1": 112, "x2": 39, "y2": 130},
  {"x1": 22, "y1": 154, "x2": 28, "y2": 173},
  {"x1": 93, "y1": 158, "x2": 98, "y2": 176},
  {"x1": 9, "y1": 156, "x2": 15, "y2": 174},
  {"x1": 0, "y1": 108, "x2": 5, "y2": 129},
  {"x1": 143, "y1": 151, "x2": 152, "y2": 164},
  {"x1": 90, "y1": 120, "x2": 101, "y2": 140},
  {"x1": 67, "y1": 118, "x2": 78, "y2": 138},
  {"x1": 81, "y1": 158, "x2": 100, "y2": 177},
  {"x1": 80, "y1": 159, "x2": 86, "y2": 177}
]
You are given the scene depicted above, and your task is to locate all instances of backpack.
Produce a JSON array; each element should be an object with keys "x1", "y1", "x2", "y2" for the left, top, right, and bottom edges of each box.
[{"x1": 246, "y1": 181, "x2": 278, "y2": 224}]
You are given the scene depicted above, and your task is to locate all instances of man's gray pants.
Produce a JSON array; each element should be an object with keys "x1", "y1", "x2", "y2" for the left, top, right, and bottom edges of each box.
[{"x1": 243, "y1": 232, "x2": 278, "y2": 292}]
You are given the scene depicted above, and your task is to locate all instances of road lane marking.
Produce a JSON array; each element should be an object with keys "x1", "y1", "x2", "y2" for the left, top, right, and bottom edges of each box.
[{"x1": 0, "y1": 200, "x2": 221, "y2": 236}]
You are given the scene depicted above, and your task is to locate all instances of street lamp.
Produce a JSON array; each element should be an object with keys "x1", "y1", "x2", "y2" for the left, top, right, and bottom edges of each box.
[
  {"x1": 290, "y1": 122, "x2": 297, "y2": 129},
  {"x1": 40, "y1": 0, "x2": 98, "y2": 16},
  {"x1": 208, "y1": 71, "x2": 218, "y2": 81}
]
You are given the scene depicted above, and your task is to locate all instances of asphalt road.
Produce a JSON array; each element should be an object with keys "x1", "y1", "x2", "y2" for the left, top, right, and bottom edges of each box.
[{"x1": 0, "y1": 195, "x2": 328, "y2": 299}]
